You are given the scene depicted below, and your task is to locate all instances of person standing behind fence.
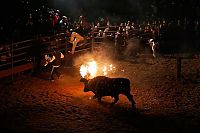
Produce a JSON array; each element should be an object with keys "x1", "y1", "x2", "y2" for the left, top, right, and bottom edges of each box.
[
  {"x1": 58, "y1": 16, "x2": 69, "y2": 33},
  {"x1": 44, "y1": 49, "x2": 64, "y2": 82}
]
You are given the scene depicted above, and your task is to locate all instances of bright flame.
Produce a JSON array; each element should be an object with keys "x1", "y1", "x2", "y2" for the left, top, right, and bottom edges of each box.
[
  {"x1": 103, "y1": 65, "x2": 107, "y2": 75},
  {"x1": 80, "y1": 64, "x2": 88, "y2": 77},
  {"x1": 88, "y1": 61, "x2": 97, "y2": 77},
  {"x1": 80, "y1": 60, "x2": 116, "y2": 79},
  {"x1": 80, "y1": 60, "x2": 97, "y2": 78}
]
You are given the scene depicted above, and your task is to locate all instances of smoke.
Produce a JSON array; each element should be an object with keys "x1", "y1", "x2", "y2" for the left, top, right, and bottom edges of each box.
[
  {"x1": 73, "y1": 43, "x2": 116, "y2": 68},
  {"x1": 123, "y1": 37, "x2": 141, "y2": 59},
  {"x1": 73, "y1": 37, "x2": 143, "y2": 69}
]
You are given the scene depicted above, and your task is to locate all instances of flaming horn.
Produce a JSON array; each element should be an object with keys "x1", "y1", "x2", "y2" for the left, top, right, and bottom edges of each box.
[{"x1": 79, "y1": 60, "x2": 116, "y2": 80}]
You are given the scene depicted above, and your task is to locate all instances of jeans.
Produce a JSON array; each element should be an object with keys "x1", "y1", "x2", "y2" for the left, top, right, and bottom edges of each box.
[{"x1": 49, "y1": 65, "x2": 61, "y2": 80}]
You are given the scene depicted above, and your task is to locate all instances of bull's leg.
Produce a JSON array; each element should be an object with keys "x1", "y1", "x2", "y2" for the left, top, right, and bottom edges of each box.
[
  {"x1": 126, "y1": 93, "x2": 136, "y2": 109},
  {"x1": 111, "y1": 95, "x2": 119, "y2": 106}
]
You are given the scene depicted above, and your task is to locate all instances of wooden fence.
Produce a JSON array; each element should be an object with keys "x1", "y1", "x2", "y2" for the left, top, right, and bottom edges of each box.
[
  {"x1": 1, "y1": 26, "x2": 196, "y2": 81},
  {"x1": 0, "y1": 39, "x2": 35, "y2": 79}
]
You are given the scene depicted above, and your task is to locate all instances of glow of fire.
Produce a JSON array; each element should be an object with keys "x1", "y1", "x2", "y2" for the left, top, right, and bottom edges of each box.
[
  {"x1": 80, "y1": 60, "x2": 97, "y2": 78},
  {"x1": 80, "y1": 64, "x2": 88, "y2": 78},
  {"x1": 87, "y1": 61, "x2": 97, "y2": 77},
  {"x1": 80, "y1": 60, "x2": 115, "y2": 79},
  {"x1": 103, "y1": 65, "x2": 107, "y2": 76}
]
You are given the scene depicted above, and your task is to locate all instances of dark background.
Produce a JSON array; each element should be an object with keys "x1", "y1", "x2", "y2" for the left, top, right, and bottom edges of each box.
[
  {"x1": 1, "y1": 0, "x2": 200, "y2": 51},
  {"x1": 1, "y1": 0, "x2": 200, "y2": 21}
]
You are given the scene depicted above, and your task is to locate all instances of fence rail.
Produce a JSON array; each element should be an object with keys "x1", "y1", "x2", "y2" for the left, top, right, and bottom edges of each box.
[
  {"x1": 1, "y1": 26, "x2": 198, "y2": 81},
  {"x1": 0, "y1": 39, "x2": 35, "y2": 78}
]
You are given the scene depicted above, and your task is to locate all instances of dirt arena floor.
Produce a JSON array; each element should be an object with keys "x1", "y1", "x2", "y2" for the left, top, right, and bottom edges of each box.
[{"x1": 0, "y1": 55, "x2": 200, "y2": 133}]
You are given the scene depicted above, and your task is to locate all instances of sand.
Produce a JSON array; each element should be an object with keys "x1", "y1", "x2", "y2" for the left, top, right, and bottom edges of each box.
[{"x1": 0, "y1": 56, "x2": 200, "y2": 133}]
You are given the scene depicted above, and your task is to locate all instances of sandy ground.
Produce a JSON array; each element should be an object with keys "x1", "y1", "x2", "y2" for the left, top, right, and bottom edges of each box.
[{"x1": 0, "y1": 56, "x2": 200, "y2": 133}]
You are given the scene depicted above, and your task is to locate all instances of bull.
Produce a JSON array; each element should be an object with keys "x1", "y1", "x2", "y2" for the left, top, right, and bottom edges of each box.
[{"x1": 80, "y1": 76, "x2": 136, "y2": 108}]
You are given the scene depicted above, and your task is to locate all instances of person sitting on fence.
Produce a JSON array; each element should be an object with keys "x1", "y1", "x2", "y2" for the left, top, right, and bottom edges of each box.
[
  {"x1": 44, "y1": 49, "x2": 64, "y2": 82},
  {"x1": 69, "y1": 24, "x2": 88, "y2": 54},
  {"x1": 69, "y1": 31, "x2": 85, "y2": 54},
  {"x1": 66, "y1": 19, "x2": 92, "y2": 54}
]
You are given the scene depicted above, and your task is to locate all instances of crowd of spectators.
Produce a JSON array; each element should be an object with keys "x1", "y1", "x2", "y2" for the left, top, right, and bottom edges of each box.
[
  {"x1": 0, "y1": 5, "x2": 200, "y2": 43},
  {"x1": 1, "y1": 4, "x2": 200, "y2": 64}
]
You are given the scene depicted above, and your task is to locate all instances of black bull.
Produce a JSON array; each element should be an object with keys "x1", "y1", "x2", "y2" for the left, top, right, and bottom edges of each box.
[{"x1": 80, "y1": 76, "x2": 136, "y2": 108}]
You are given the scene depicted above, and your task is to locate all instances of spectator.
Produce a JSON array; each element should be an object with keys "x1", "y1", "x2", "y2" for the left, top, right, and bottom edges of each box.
[{"x1": 58, "y1": 16, "x2": 69, "y2": 33}]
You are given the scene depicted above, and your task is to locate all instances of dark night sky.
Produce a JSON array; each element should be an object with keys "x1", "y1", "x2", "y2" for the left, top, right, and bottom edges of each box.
[
  {"x1": 1, "y1": 0, "x2": 200, "y2": 20},
  {"x1": 47, "y1": 0, "x2": 200, "y2": 19}
]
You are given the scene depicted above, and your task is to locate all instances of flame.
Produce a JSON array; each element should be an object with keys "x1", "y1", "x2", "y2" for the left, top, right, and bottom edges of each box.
[
  {"x1": 80, "y1": 64, "x2": 88, "y2": 78},
  {"x1": 103, "y1": 65, "x2": 107, "y2": 76},
  {"x1": 87, "y1": 61, "x2": 97, "y2": 77},
  {"x1": 80, "y1": 60, "x2": 97, "y2": 78},
  {"x1": 80, "y1": 60, "x2": 116, "y2": 79}
]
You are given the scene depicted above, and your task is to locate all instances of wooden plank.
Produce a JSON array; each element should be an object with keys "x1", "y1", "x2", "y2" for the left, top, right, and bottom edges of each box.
[{"x1": 0, "y1": 63, "x2": 33, "y2": 78}]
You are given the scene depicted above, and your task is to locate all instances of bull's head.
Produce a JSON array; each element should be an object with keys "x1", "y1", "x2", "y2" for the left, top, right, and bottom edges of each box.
[
  {"x1": 80, "y1": 77, "x2": 88, "y2": 82},
  {"x1": 80, "y1": 77, "x2": 90, "y2": 92}
]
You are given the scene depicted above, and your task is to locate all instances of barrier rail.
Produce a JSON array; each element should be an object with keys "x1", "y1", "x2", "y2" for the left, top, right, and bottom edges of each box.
[
  {"x1": 1, "y1": 26, "x2": 196, "y2": 81},
  {"x1": 0, "y1": 28, "x2": 170, "y2": 79},
  {"x1": 0, "y1": 39, "x2": 35, "y2": 78}
]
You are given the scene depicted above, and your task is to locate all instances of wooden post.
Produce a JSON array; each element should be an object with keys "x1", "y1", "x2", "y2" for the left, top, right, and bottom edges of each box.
[
  {"x1": 176, "y1": 55, "x2": 182, "y2": 81},
  {"x1": 11, "y1": 41, "x2": 14, "y2": 81},
  {"x1": 91, "y1": 24, "x2": 94, "y2": 53}
]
